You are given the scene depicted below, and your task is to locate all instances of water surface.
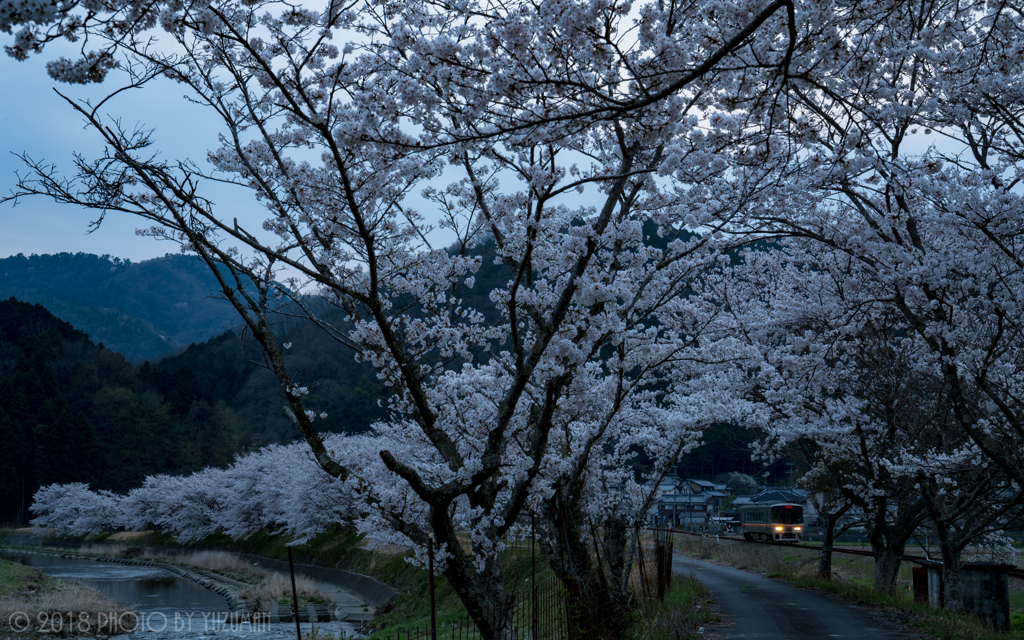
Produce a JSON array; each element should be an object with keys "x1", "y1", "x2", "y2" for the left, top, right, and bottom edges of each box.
[{"x1": 0, "y1": 549, "x2": 230, "y2": 617}]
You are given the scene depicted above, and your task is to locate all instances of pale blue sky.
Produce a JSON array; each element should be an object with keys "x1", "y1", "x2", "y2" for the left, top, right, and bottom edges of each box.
[
  {"x1": 0, "y1": 49, "x2": 263, "y2": 263},
  {"x1": 0, "y1": 46, "x2": 465, "y2": 267}
]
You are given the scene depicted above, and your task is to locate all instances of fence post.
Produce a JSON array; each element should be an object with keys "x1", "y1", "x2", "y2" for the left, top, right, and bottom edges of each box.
[
  {"x1": 428, "y1": 536, "x2": 437, "y2": 640},
  {"x1": 666, "y1": 533, "x2": 673, "y2": 592},
  {"x1": 656, "y1": 532, "x2": 666, "y2": 602},
  {"x1": 532, "y1": 515, "x2": 539, "y2": 640},
  {"x1": 635, "y1": 526, "x2": 649, "y2": 617},
  {"x1": 287, "y1": 547, "x2": 301, "y2": 640}
]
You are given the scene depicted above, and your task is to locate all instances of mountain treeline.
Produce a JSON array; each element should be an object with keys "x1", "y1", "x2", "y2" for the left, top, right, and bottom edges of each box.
[
  {"x1": 0, "y1": 252, "x2": 239, "y2": 361},
  {"x1": 0, "y1": 237, "x2": 763, "y2": 523},
  {"x1": 153, "y1": 317, "x2": 388, "y2": 444}
]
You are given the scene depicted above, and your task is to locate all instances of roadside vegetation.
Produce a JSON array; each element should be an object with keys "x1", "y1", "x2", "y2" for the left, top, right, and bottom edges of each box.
[
  {"x1": 317, "y1": 534, "x2": 563, "y2": 638},
  {"x1": 674, "y1": 535, "x2": 1024, "y2": 640},
  {"x1": 626, "y1": 574, "x2": 715, "y2": 640}
]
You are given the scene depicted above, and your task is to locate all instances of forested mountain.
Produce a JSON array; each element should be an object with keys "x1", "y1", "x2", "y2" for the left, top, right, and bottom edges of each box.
[
  {"x1": 152, "y1": 321, "x2": 388, "y2": 444},
  {"x1": 0, "y1": 252, "x2": 238, "y2": 361},
  {"x1": 0, "y1": 298, "x2": 250, "y2": 522}
]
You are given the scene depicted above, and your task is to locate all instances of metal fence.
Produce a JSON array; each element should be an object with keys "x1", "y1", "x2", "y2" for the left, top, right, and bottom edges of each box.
[
  {"x1": 375, "y1": 528, "x2": 674, "y2": 640},
  {"x1": 376, "y1": 575, "x2": 568, "y2": 640}
]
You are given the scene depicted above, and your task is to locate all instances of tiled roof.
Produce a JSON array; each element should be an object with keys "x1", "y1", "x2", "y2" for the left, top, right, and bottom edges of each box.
[{"x1": 741, "y1": 487, "x2": 807, "y2": 505}]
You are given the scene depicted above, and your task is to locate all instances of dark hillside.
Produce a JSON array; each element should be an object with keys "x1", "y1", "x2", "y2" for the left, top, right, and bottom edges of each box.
[
  {"x1": 0, "y1": 298, "x2": 245, "y2": 522},
  {"x1": 0, "y1": 252, "x2": 237, "y2": 361},
  {"x1": 154, "y1": 320, "x2": 389, "y2": 444}
]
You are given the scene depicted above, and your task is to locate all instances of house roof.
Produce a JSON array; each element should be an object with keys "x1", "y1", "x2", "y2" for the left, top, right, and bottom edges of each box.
[
  {"x1": 739, "y1": 487, "x2": 807, "y2": 505},
  {"x1": 659, "y1": 493, "x2": 710, "y2": 504}
]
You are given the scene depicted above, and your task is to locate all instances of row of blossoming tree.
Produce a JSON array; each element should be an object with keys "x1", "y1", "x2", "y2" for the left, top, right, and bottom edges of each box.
[
  {"x1": 30, "y1": 436, "x2": 380, "y2": 543},
  {"x1": 6, "y1": 0, "x2": 1024, "y2": 635}
]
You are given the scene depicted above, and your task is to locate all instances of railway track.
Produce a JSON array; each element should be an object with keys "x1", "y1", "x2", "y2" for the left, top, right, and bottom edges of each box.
[{"x1": 665, "y1": 528, "x2": 1024, "y2": 580}]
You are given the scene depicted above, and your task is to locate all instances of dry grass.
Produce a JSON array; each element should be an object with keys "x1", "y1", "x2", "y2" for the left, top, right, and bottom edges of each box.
[
  {"x1": 165, "y1": 550, "x2": 267, "y2": 576},
  {"x1": 674, "y1": 535, "x2": 815, "y2": 576},
  {"x1": 106, "y1": 530, "x2": 155, "y2": 543},
  {"x1": 672, "y1": 535, "x2": 908, "y2": 588},
  {"x1": 241, "y1": 571, "x2": 331, "y2": 604},
  {"x1": 0, "y1": 590, "x2": 138, "y2": 636},
  {"x1": 78, "y1": 544, "x2": 267, "y2": 581},
  {"x1": 156, "y1": 550, "x2": 332, "y2": 602},
  {"x1": 0, "y1": 558, "x2": 135, "y2": 636},
  {"x1": 77, "y1": 542, "x2": 129, "y2": 556},
  {"x1": 0, "y1": 584, "x2": 126, "y2": 616}
]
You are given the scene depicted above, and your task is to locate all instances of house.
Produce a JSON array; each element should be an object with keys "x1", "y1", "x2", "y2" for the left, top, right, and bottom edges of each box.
[{"x1": 648, "y1": 477, "x2": 730, "y2": 529}]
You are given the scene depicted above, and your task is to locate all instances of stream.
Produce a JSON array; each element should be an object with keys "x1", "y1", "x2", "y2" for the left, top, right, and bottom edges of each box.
[{"x1": 0, "y1": 549, "x2": 231, "y2": 618}]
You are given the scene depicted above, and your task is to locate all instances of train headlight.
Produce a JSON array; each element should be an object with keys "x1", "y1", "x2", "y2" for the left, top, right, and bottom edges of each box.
[
  {"x1": 794, "y1": 526, "x2": 802, "y2": 531},
  {"x1": 774, "y1": 526, "x2": 783, "y2": 531}
]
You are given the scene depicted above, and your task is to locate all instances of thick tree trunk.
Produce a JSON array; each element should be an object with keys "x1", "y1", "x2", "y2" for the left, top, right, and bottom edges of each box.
[
  {"x1": 864, "y1": 494, "x2": 924, "y2": 595},
  {"x1": 937, "y1": 534, "x2": 963, "y2": 612},
  {"x1": 443, "y1": 550, "x2": 513, "y2": 640},
  {"x1": 815, "y1": 503, "x2": 850, "y2": 580},
  {"x1": 562, "y1": 563, "x2": 621, "y2": 640},
  {"x1": 602, "y1": 517, "x2": 630, "y2": 601},
  {"x1": 870, "y1": 536, "x2": 906, "y2": 595},
  {"x1": 544, "y1": 503, "x2": 629, "y2": 640},
  {"x1": 818, "y1": 520, "x2": 837, "y2": 580},
  {"x1": 869, "y1": 516, "x2": 907, "y2": 595}
]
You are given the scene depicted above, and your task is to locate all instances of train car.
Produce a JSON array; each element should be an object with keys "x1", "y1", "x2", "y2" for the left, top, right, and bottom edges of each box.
[{"x1": 737, "y1": 503, "x2": 804, "y2": 543}]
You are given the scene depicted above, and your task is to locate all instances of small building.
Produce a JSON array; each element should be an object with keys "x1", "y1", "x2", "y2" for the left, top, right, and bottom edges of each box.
[{"x1": 648, "y1": 477, "x2": 730, "y2": 529}]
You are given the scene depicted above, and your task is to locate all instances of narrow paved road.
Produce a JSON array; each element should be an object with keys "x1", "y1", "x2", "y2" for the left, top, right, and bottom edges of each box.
[{"x1": 674, "y1": 556, "x2": 912, "y2": 639}]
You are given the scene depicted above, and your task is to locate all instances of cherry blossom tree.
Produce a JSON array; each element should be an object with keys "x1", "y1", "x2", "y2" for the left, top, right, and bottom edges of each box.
[
  {"x1": 31, "y1": 483, "x2": 123, "y2": 536},
  {"x1": 714, "y1": 0, "x2": 1024, "y2": 490},
  {"x1": 666, "y1": 0, "x2": 1024, "y2": 597},
  {"x1": 725, "y1": 236, "x2": 1024, "y2": 596},
  {"x1": 916, "y1": 462, "x2": 1022, "y2": 610}
]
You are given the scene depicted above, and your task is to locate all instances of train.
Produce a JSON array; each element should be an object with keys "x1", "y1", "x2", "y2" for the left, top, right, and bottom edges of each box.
[{"x1": 736, "y1": 503, "x2": 804, "y2": 543}]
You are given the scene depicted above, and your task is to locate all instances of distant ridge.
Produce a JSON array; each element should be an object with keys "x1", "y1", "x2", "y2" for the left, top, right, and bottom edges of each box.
[{"x1": 0, "y1": 252, "x2": 238, "y2": 361}]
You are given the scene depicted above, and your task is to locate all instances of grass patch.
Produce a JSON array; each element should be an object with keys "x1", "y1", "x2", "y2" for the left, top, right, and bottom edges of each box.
[
  {"x1": 246, "y1": 572, "x2": 329, "y2": 606},
  {"x1": 75, "y1": 528, "x2": 421, "y2": 591},
  {"x1": 1011, "y1": 580, "x2": 1024, "y2": 632},
  {"x1": 301, "y1": 626, "x2": 358, "y2": 640},
  {"x1": 674, "y1": 535, "x2": 1024, "y2": 640},
  {"x1": 626, "y1": 573, "x2": 715, "y2": 640},
  {"x1": 0, "y1": 558, "x2": 58, "y2": 598}
]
